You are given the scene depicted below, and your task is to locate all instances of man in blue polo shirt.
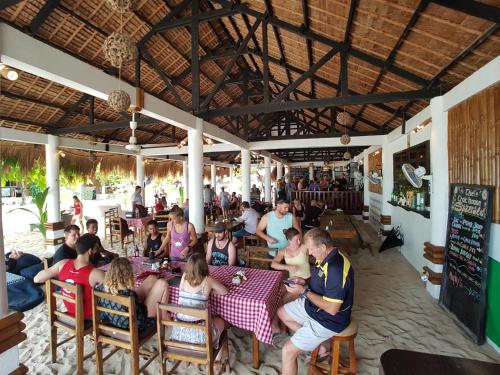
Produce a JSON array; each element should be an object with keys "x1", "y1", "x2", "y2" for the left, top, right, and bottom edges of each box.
[{"x1": 277, "y1": 228, "x2": 354, "y2": 375}]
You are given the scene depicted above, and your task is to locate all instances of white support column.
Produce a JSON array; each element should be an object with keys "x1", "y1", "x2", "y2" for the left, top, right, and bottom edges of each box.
[
  {"x1": 211, "y1": 162, "x2": 217, "y2": 191},
  {"x1": 427, "y1": 96, "x2": 449, "y2": 298},
  {"x1": 188, "y1": 118, "x2": 204, "y2": 233},
  {"x1": 46, "y1": 135, "x2": 61, "y2": 223},
  {"x1": 284, "y1": 165, "x2": 290, "y2": 182},
  {"x1": 277, "y1": 162, "x2": 283, "y2": 180},
  {"x1": 309, "y1": 163, "x2": 314, "y2": 181},
  {"x1": 264, "y1": 156, "x2": 271, "y2": 203},
  {"x1": 0, "y1": 195, "x2": 8, "y2": 316},
  {"x1": 381, "y1": 142, "x2": 393, "y2": 235},
  {"x1": 241, "y1": 149, "x2": 251, "y2": 202},
  {"x1": 229, "y1": 166, "x2": 234, "y2": 190},
  {"x1": 363, "y1": 150, "x2": 370, "y2": 221},
  {"x1": 182, "y1": 159, "x2": 189, "y2": 200},
  {"x1": 331, "y1": 162, "x2": 336, "y2": 181},
  {"x1": 136, "y1": 155, "x2": 145, "y2": 202}
]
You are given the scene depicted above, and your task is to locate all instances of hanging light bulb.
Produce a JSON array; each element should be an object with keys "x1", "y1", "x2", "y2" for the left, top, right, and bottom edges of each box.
[
  {"x1": 0, "y1": 64, "x2": 19, "y2": 81},
  {"x1": 344, "y1": 151, "x2": 352, "y2": 160}
]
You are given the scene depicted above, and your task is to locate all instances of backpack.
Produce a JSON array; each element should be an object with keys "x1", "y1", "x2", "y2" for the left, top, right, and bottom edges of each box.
[{"x1": 7, "y1": 272, "x2": 45, "y2": 312}]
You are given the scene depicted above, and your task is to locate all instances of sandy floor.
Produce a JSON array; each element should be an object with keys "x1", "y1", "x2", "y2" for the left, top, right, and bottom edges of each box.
[{"x1": 4, "y1": 217, "x2": 499, "y2": 374}]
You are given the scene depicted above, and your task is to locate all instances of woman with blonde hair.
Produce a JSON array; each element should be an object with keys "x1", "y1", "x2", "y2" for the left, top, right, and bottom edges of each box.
[
  {"x1": 96, "y1": 257, "x2": 169, "y2": 329},
  {"x1": 157, "y1": 205, "x2": 197, "y2": 259},
  {"x1": 169, "y1": 253, "x2": 228, "y2": 348}
]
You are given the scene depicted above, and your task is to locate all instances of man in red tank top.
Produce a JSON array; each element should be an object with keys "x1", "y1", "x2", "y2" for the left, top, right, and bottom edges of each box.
[{"x1": 34, "y1": 234, "x2": 105, "y2": 320}]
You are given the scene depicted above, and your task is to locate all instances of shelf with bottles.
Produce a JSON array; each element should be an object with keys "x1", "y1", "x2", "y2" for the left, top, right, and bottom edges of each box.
[{"x1": 389, "y1": 186, "x2": 430, "y2": 218}]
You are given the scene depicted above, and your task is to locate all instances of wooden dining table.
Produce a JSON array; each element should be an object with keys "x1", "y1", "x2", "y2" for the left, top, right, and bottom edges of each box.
[
  {"x1": 323, "y1": 211, "x2": 372, "y2": 255},
  {"x1": 102, "y1": 257, "x2": 282, "y2": 369}
]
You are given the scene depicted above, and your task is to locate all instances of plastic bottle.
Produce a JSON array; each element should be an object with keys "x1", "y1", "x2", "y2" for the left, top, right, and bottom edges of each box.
[{"x1": 134, "y1": 245, "x2": 139, "y2": 257}]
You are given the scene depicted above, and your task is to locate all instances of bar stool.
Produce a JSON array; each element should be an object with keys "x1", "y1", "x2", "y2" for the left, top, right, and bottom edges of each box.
[{"x1": 307, "y1": 319, "x2": 358, "y2": 375}]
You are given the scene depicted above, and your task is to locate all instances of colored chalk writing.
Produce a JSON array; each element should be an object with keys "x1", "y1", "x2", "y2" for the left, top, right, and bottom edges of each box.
[{"x1": 439, "y1": 184, "x2": 493, "y2": 345}]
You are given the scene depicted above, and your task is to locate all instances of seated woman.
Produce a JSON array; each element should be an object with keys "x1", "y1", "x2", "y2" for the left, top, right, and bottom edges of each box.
[
  {"x1": 271, "y1": 228, "x2": 311, "y2": 304},
  {"x1": 96, "y1": 257, "x2": 169, "y2": 330},
  {"x1": 5, "y1": 250, "x2": 42, "y2": 281},
  {"x1": 170, "y1": 253, "x2": 228, "y2": 348},
  {"x1": 205, "y1": 222, "x2": 237, "y2": 266},
  {"x1": 142, "y1": 220, "x2": 165, "y2": 257},
  {"x1": 157, "y1": 206, "x2": 197, "y2": 260}
]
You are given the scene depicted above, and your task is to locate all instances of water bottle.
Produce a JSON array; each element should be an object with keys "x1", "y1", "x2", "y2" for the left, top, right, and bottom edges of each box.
[{"x1": 134, "y1": 245, "x2": 139, "y2": 258}]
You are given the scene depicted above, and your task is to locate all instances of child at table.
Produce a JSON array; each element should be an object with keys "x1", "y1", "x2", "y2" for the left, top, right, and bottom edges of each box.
[
  {"x1": 95, "y1": 257, "x2": 169, "y2": 330},
  {"x1": 142, "y1": 220, "x2": 165, "y2": 257},
  {"x1": 169, "y1": 253, "x2": 228, "y2": 349}
]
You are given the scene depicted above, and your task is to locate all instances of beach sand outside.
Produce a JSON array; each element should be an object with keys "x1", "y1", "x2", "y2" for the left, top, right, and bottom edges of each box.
[{"x1": 3, "y1": 215, "x2": 499, "y2": 374}]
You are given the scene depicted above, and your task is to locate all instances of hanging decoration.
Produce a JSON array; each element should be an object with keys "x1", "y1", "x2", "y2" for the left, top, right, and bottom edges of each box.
[
  {"x1": 105, "y1": 0, "x2": 135, "y2": 112},
  {"x1": 336, "y1": 111, "x2": 352, "y2": 126},
  {"x1": 344, "y1": 150, "x2": 352, "y2": 160},
  {"x1": 108, "y1": 89, "x2": 131, "y2": 112},
  {"x1": 103, "y1": 32, "x2": 136, "y2": 68},
  {"x1": 106, "y1": 0, "x2": 135, "y2": 13},
  {"x1": 340, "y1": 133, "x2": 351, "y2": 145}
]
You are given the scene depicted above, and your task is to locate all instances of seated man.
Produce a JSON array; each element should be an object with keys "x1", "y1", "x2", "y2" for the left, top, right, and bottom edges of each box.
[
  {"x1": 205, "y1": 222, "x2": 237, "y2": 266},
  {"x1": 278, "y1": 228, "x2": 354, "y2": 375},
  {"x1": 302, "y1": 200, "x2": 323, "y2": 229},
  {"x1": 86, "y1": 219, "x2": 118, "y2": 265},
  {"x1": 131, "y1": 185, "x2": 146, "y2": 216},
  {"x1": 232, "y1": 201, "x2": 259, "y2": 245},
  {"x1": 52, "y1": 224, "x2": 81, "y2": 264},
  {"x1": 34, "y1": 234, "x2": 105, "y2": 320}
]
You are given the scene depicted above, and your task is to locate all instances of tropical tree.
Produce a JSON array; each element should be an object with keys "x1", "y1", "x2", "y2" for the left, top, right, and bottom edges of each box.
[{"x1": 9, "y1": 187, "x2": 49, "y2": 237}]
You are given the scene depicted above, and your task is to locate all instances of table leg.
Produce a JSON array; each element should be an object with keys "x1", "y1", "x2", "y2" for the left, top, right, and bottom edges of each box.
[{"x1": 252, "y1": 333, "x2": 260, "y2": 369}]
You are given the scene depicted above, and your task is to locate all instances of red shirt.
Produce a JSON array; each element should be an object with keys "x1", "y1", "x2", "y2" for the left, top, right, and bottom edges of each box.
[
  {"x1": 59, "y1": 259, "x2": 94, "y2": 319},
  {"x1": 155, "y1": 201, "x2": 164, "y2": 213},
  {"x1": 73, "y1": 201, "x2": 81, "y2": 215}
]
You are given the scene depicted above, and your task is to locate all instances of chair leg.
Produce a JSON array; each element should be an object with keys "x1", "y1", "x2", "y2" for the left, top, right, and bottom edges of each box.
[
  {"x1": 76, "y1": 333, "x2": 84, "y2": 375},
  {"x1": 224, "y1": 336, "x2": 230, "y2": 373},
  {"x1": 307, "y1": 346, "x2": 320, "y2": 375},
  {"x1": 95, "y1": 341, "x2": 104, "y2": 375},
  {"x1": 160, "y1": 356, "x2": 166, "y2": 375},
  {"x1": 331, "y1": 340, "x2": 340, "y2": 375},
  {"x1": 348, "y1": 339, "x2": 356, "y2": 374},
  {"x1": 50, "y1": 325, "x2": 57, "y2": 363},
  {"x1": 131, "y1": 347, "x2": 140, "y2": 375}
]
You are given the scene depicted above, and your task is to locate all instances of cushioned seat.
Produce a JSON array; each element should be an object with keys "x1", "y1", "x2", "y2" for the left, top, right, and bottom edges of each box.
[{"x1": 337, "y1": 319, "x2": 357, "y2": 337}]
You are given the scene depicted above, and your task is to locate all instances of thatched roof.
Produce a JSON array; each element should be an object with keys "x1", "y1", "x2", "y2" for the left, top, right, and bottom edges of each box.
[{"x1": 1, "y1": 0, "x2": 499, "y2": 162}]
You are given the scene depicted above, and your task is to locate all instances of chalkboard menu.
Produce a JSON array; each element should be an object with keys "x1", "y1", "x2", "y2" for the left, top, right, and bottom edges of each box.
[{"x1": 439, "y1": 184, "x2": 494, "y2": 344}]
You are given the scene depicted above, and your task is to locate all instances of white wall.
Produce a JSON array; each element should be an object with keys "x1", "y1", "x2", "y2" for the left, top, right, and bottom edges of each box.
[{"x1": 369, "y1": 192, "x2": 382, "y2": 230}]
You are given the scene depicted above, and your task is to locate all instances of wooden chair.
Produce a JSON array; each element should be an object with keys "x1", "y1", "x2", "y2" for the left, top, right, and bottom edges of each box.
[
  {"x1": 245, "y1": 245, "x2": 274, "y2": 270},
  {"x1": 157, "y1": 304, "x2": 230, "y2": 375},
  {"x1": 153, "y1": 213, "x2": 170, "y2": 234},
  {"x1": 104, "y1": 210, "x2": 114, "y2": 242},
  {"x1": 45, "y1": 277, "x2": 94, "y2": 375},
  {"x1": 92, "y1": 289, "x2": 158, "y2": 375},
  {"x1": 109, "y1": 216, "x2": 135, "y2": 255},
  {"x1": 307, "y1": 319, "x2": 358, "y2": 375}
]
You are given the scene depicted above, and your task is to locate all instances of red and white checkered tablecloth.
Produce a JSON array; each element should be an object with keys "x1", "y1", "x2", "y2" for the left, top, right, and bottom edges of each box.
[
  {"x1": 108, "y1": 257, "x2": 282, "y2": 345},
  {"x1": 125, "y1": 215, "x2": 153, "y2": 230}
]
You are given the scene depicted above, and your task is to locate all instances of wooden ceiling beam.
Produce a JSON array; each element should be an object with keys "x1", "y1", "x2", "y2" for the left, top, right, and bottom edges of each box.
[
  {"x1": 350, "y1": 0, "x2": 430, "y2": 130},
  {"x1": 0, "y1": 0, "x2": 24, "y2": 11},
  {"x1": 431, "y1": 0, "x2": 500, "y2": 24},
  {"x1": 27, "y1": 0, "x2": 61, "y2": 34}
]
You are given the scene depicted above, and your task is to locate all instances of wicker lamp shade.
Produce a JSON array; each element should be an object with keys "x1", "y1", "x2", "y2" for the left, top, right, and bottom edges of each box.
[
  {"x1": 106, "y1": 0, "x2": 135, "y2": 13},
  {"x1": 107, "y1": 90, "x2": 131, "y2": 112},
  {"x1": 340, "y1": 134, "x2": 351, "y2": 145},
  {"x1": 337, "y1": 111, "x2": 352, "y2": 126},
  {"x1": 344, "y1": 151, "x2": 352, "y2": 160},
  {"x1": 104, "y1": 32, "x2": 136, "y2": 68}
]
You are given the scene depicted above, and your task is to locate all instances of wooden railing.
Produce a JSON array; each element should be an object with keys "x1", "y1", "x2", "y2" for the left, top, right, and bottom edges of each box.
[{"x1": 291, "y1": 191, "x2": 364, "y2": 214}]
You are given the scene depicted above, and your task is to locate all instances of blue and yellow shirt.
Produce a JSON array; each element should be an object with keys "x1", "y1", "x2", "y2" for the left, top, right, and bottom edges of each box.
[{"x1": 305, "y1": 249, "x2": 354, "y2": 332}]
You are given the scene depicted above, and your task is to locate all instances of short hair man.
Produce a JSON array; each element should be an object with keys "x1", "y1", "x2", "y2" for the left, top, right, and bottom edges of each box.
[
  {"x1": 34, "y1": 234, "x2": 105, "y2": 320},
  {"x1": 52, "y1": 224, "x2": 81, "y2": 265},
  {"x1": 232, "y1": 201, "x2": 260, "y2": 245},
  {"x1": 205, "y1": 222, "x2": 237, "y2": 266},
  {"x1": 85, "y1": 219, "x2": 117, "y2": 264},
  {"x1": 256, "y1": 199, "x2": 301, "y2": 253},
  {"x1": 277, "y1": 228, "x2": 354, "y2": 375},
  {"x1": 131, "y1": 185, "x2": 145, "y2": 212}
]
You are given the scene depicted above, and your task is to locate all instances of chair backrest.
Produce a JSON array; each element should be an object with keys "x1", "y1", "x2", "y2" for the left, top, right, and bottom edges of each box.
[
  {"x1": 245, "y1": 245, "x2": 273, "y2": 269},
  {"x1": 110, "y1": 217, "x2": 124, "y2": 236},
  {"x1": 92, "y1": 289, "x2": 139, "y2": 350},
  {"x1": 47, "y1": 278, "x2": 84, "y2": 333},
  {"x1": 153, "y1": 214, "x2": 170, "y2": 234},
  {"x1": 157, "y1": 304, "x2": 213, "y2": 366}
]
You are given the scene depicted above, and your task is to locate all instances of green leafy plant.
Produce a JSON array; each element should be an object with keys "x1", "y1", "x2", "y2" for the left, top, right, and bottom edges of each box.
[
  {"x1": 179, "y1": 186, "x2": 185, "y2": 203},
  {"x1": 9, "y1": 187, "x2": 49, "y2": 238}
]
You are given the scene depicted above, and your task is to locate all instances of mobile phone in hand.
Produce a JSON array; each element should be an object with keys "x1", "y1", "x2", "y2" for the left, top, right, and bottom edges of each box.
[{"x1": 283, "y1": 279, "x2": 295, "y2": 287}]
